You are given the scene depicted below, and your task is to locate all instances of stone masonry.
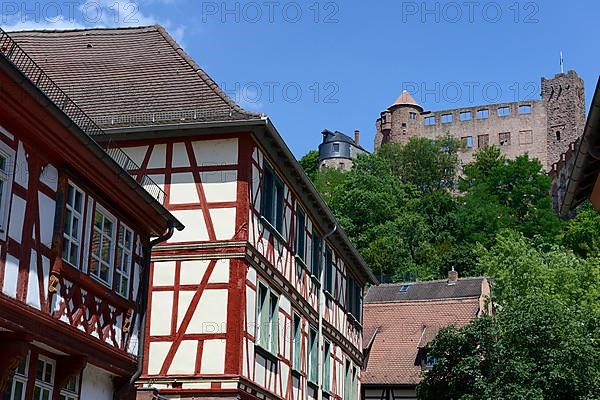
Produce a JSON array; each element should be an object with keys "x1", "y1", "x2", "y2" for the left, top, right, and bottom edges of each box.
[{"x1": 374, "y1": 70, "x2": 586, "y2": 170}]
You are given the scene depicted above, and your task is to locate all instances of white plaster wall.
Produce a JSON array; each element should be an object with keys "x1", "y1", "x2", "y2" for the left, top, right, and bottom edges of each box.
[
  {"x1": 169, "y1": 173, "x2": 199, "y2": 204},
  {"x1": 192, "y1": 139, "x2": 238, "y2": 166},
  {"x1": 150, "y1": 291, "x2": 173, "y2": 336},
  {"x1": 121, "y1": 146, "x2": 148, "y2": 166},
  {"x1": 168, "y1": 340, "x2": 197, "y2": 375},
  {"x1": 147, "y1": 342, "x2": 170, "y2": 375},
  {"x1": 2, "y1": 254, "x2": 19, "y2": 297},
  {"x1": 172, "y1": 143, "x2": 190, "y2": 167},
  {"x1": 80, "y1": 364, "x2": 114, "y2": 400},
  {"x1": 169, "y1": 210, "x2": 209, "y2": 242},
  {"x1": 201, "y1": 339, "x2": 225, "y2": 374},
  {"x1": 201, "y1": 171, "x2": 237, "y2": 202}
]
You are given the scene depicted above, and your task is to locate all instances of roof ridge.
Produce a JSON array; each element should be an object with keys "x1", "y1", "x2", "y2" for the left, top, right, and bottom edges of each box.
[
  {"x1": 153, "y1": 25, "x2": 263, "y2": 120},
  {"x1": 364, "y1": 296, "x2": 481, "y2": 305},
  {"x1": 374, "y1": 276, "x2": 487, "y2": 287},
  {"x1": 7, "y1": 25, "x2": 159, "y2": 34}
]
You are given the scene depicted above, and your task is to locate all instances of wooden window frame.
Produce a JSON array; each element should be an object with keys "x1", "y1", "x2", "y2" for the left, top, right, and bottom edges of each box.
[
  {"x1": 89, "y1": 205, "x2": 117, "y2": 287},
  {"x1": 62, "y1": 182, "x2": 85, "y2": 269}
]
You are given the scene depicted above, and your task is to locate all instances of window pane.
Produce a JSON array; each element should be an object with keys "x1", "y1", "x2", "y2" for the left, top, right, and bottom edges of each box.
[{"x1": 74, "y1": 191, "x2": 82, "y2": 213}]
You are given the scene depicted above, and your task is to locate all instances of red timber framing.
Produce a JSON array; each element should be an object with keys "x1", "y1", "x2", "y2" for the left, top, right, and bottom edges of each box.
[
  {"x1": 0, "y1": 43, "x2": 179, "y2": 398},
  {"x1": 107, "y1": 130, "x2": 366, "y2": 400}
]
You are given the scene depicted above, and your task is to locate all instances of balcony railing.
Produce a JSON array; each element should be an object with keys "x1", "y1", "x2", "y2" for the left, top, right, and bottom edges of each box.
[{"x1": 0, "y1": 27, "x2": 166, "y2": 205}]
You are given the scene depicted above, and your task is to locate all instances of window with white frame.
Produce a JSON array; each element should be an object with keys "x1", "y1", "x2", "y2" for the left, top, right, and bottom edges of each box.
[
  {"x1": 90, "y1": 207, "x2": 116, "y2": 285},
  {"x1": 256, "y1": 282, "x2": 279, "y2": 354},
  {"x1": 3, "y1": 354, "x2": 28, "y2": 400},
  {"x1": 477, "y1": 109, "x2": 489, "y2": 119},
  {"x1": 460, "y1": 111, "x2": 471, "y2": 121},
  {"x1": 59, "y1": 375, "x2": 79, "y2": 400},
  {"x1": 441, "y1": 113, "x2": 453, "y2": 124},
  {"x1": 0, "y1": 145, "x2": 14, "y2": 234},
  {"x1": 33, "y1": 356, "x2": 55, "y2": 400},
  {"x1": 62, "y1": 183, "x2": 84, "y2": 268},
  {"x1": 115, "y1": 224, "x2": 133, "y2": 298}
]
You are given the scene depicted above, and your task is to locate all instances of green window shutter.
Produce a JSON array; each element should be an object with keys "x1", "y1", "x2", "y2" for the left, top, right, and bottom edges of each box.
[
  {"x1": 325, "y1": 248, "x2": 333, "y2": 293},
  {"x1": 323, "y1": 341, "x2": 331, "y2": 392},
  {"x1": 296, "y1": 208, "x2": 306, "y2": 261},
  {"x1": 293, "y1": 314, "x2": 301, "y2": 370},
  {"x1": 344, "y1": 361, "x2": 351, "y2": 400},
  {"x1": 308, "y1": 327, "x2": 318, "y2": 383},
  {"x1": 312, "y1": 232, "x2": 321, "y2": 277},
  {"x1": 347, "y1": 275, "x2": 354, "y2": 316},
  {"x1": 261, "y1": 167, "x2": 274, "y2": 223},
  {"x1": 270, "y1": 292, "x2": 279, "y2": 354},
  {"x1": 274, "y1": 178, "x2": 284, "y2": 232},
  {"x1": 258, "y1": 283, "x2": 270, "y2": 349}
]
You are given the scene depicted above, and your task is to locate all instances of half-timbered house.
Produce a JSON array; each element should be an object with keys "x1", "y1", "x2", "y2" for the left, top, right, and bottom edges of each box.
[
  {"x1": 0, "y1": 28, "x2": 183, "y2": 400},
  {"x1": 10, "y1": 26, "x2": 378, "y2": 400}
]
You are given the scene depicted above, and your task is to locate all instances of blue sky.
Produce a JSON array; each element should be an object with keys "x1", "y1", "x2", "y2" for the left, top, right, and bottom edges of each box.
[{"x1": 1, "y1": 0, "x2": 597, "y2": 157}]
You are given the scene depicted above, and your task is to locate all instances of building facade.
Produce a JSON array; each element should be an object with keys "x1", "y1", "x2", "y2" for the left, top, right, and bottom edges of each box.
[
  {"x1": 361, "y1": 273, "x2": 492, "y2": 400},
  {"x1": 553, "y1": 77, "x2": 600, "y2": 215},
  {"x1": 0, "y1": 28, "x2": 182, "y2": 400},
  {"x1": 11, "y1": 25, "x2": 377, "y2": 400},
  {"x1": 318, "y1": 130, "x2": 369, "y2": 171},
  {"x1": 374, "y1": 71, "x2": 586, "y2": 170}
]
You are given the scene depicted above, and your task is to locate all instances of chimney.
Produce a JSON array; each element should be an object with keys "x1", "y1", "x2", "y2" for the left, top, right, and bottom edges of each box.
[
  {"x1": 354, "y1": 129, "x2": 360, "y2": 145},
  {"x1": 447, "y1": 267, "x2": 458, "y2": 285}
]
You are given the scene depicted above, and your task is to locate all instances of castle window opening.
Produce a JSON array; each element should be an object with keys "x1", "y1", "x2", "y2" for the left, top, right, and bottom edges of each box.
[
  {"x1": 478, "y1": 134, "x2": 489, "y2": 148},
  {"x1": 460, "y1": 111, "x2": 471, "y2": 121},
  {"x1": 441, "y1": 114, "x2": 453, "y2": 124},
  {"x1": 477, "y1": 109, "x2": 489, "y2": 119},
  {"x1": 402, "y1": 123, "x2": 407, "y2": 128},
  {"x1": 333, "y1": 143, "x2": 340, "y2": 152},
  {"x1": 424, "y1": 116, "x2": 436, "y2": 126},
  {"x1": 409, "y1": 112, "x2": 417, "y2": 120},
  {"x1": 519, "y1": 105, "x2": 532, "y2": 114},
  {"x1": 461, "y1": 136, "x2": 473, "y2": 149},
  {"x1": 499, "y1": 132, "x2": 511, "y2": 146},
  {"x1": 498, "y1": 106, "x2": 510, "y2": 117},
  {"x1": 519, "y1": 130, "x2": 533, "y2": 145},
  {"x1": 555, "y1": 131, "x2": 561, "y2": 141}
]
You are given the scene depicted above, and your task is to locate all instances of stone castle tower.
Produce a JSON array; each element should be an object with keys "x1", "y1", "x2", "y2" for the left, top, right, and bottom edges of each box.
[
  {"x1": 542, "y1": 70, "x2": 586, "y2": 168},
  {"x1": 374, "y1": 71, "x2": 586, "y2": 170}
]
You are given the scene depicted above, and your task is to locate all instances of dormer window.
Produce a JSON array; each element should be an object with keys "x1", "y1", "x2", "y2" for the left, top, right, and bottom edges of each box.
[{"x1": 333, "y1": 143, "x2": 340, "y2": 152}]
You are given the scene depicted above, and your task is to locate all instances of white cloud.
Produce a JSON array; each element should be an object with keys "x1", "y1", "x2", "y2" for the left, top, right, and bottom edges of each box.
[{"x1": 1, "y1": 0, "x2": 185, "y2": 45}]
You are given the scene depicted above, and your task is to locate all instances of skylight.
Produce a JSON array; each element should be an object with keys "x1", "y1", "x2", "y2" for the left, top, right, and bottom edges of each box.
[{"x1": 399, "y1": 285, "x2": 411, "y2": 293}]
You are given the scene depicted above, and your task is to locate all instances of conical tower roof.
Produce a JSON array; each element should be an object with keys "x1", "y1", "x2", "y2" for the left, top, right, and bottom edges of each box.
[{"x1": 389, "y1": 90, "x2": 423, "y2": 111}]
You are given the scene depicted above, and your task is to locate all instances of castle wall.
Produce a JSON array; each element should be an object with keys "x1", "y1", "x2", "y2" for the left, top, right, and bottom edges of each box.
[
  {"x1": 421, "y1": 100, "x2": 547, "y2": 167},
  {"x1": 374, "y1": 71, "x2": 586, "y2": 171}
]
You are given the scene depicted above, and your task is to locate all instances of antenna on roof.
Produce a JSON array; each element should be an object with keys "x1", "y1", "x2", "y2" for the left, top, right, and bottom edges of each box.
[{"x1": 560, "y1": 51, "x2": 564, "y2": 73}]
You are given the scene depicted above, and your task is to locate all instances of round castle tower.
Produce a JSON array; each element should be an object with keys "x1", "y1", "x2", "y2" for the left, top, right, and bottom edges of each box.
[{"x1": 374, "y1": 90, "x2": 424, "y2": 149}]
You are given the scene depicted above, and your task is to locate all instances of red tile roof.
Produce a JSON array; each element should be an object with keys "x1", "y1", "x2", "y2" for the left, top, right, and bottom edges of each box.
[
  {"x1": 9, "y1": 26, "x2": 261, "y2": 128},
  {"x1": 362, "y1": 279, "x2": 487, "y2": 386}
]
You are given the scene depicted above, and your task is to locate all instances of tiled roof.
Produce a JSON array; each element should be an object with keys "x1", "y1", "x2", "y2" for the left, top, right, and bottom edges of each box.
[
  {"x1": 362, "y1": 297, "x2": 481, "y2": 385},
  {"x1": 362, "y1": 278, "x2": 487, "y2": 386},
  {"x1": 390, "y1": 90, "x2": 421, "y2": 109},
  {"x1": 9, "y1": 25, "x2": 262, "y2": 128},
  {"x1": 364, "y1": 277, "x2": 486, "y2": 303}
]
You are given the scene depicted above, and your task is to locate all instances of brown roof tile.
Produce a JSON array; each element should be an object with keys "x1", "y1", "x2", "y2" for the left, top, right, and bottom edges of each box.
[
  {"x1": 362, "y1": 278, "x2": 489, "y2": 386},
  {"x1": 365, "y1": 277, "x2": 486, "y2": 303},
  {"x1": 9, "y1": 25, "x2": 261, "y2": 128}
]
